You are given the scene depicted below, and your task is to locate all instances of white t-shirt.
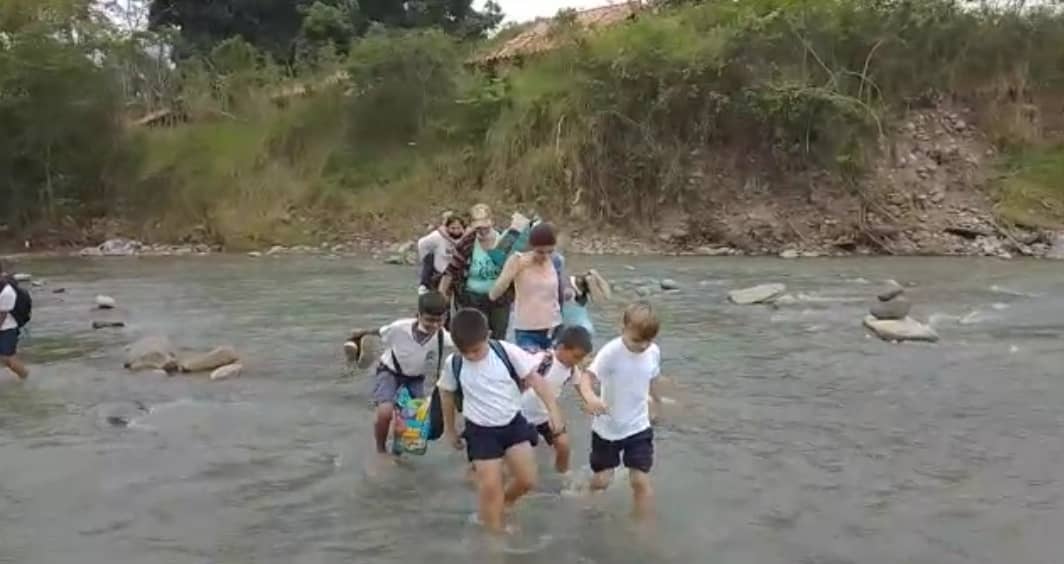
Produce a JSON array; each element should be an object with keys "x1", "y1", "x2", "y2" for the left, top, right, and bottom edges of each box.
[
  {"x1": 0, "y1": 284, "x2": 17, "y2": 331},
  {"x1": 377, "y1": 319, "x2": 453, "y2": 377},
  {"x1": 587, "y1": 337, "x2": 661, "y2": 441},
  {"x1": 520, "y1": 352, "x2": 576, "y2": 426},
  {"x1": 417, "y1": 230, "x2": 456, "y2": 275},
  {"x1": 438, "y1": 341, "x2": 538, "y2": 427}
]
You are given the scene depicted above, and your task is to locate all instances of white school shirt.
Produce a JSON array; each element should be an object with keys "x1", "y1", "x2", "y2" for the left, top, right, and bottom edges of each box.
[
  {"x1": 438, "y1": 341, "x2": 538, "y2": 427},
  {"x1": 520, "y1": 352, "x2": 576, "y2": 426},
  {"x1": 417, "y1": 229, "x2": 456, "y2": 275},
  {"x1": 0, "y1": 284, "x2": 17, "y2": 331},
  {"x1": 587, "y1": 337, "x2": 661, "y2": 441},
  {"x1": 377, "y1": 319, "x2": 453, "y2": 377}
]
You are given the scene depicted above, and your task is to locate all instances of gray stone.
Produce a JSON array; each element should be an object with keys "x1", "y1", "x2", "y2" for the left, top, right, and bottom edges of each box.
[
  {"x1": 1047, "y1": 233, "x2": 1064, "y2": 260},
  {"x1": 124, "y1": 336, "x2": 178, "y2": 372},
  {"x1": 266, "y1": 245, "x2": 286, "y2": 256},
  {"x1": 210, "y1": 363, "x2": 243, "y2": 381},
  {"x1": 98, "y1": 238, "x2": 141, "y2": 256},
  {"x1": 863, "y1": 316, "x2": 939, "y2": 343},
  {"x1": 179, "y1": 346, "x2": 240, "y2": 373},
  {"x1": 877, "y1": 280, "x2": 905, "y2": 302},
  {"x1": 12, "y1": 273, "x2": 31, "y2": 282},
  {"x1": 92, "y1": 321, "x2": 126, "y2": 329},
  {"x1": 870, "y1": 296, "x2": 912, "y2": 320},
  {"x1": 636, "y1": 286, "x2": 653, "y2": 297},
  {"x1": 660, "y1": 279, "x2": 680, "y2": 291},
  {"x1": 384, "y1": 255, "x2": 405, "y2": 265},
  {"x1": 247, "y1": 251, "x2": 263, "y2": 257},
  {"x1": 728, "y1": 283, "x2": 786, "y2": 305},
  {"x1": 96, "y1": 295, "x2": 117, "y2": 309},
  {"x1": 780, "y1": 249, "x2": 800, "y2": 259}
]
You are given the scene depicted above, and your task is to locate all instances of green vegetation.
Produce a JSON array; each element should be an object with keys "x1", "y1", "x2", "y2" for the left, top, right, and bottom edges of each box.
[{"x1": 4, "y1": 0, "x2": 1064, "y2": 248}]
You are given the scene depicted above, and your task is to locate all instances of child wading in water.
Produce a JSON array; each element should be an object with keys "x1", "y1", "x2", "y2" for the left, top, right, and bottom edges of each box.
[
  {"x1": 577, "y1": 302, "x2": 664, "y2": 520},
  {"x1": 521, "y1": 325, "x2": 593, "y2": 477},
  {"x1": 348, "y1": 292, "x2": 452, "y2": 463},
  {"x1": 438, "y1": 308, "x2": 564, "y2": 534}
]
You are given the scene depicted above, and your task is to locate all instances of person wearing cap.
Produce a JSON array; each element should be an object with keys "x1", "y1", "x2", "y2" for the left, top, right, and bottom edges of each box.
[
  {"x1": 417, "y1": 211, "x2": 466, "y2": 297},
  {"x1": 438, "y1": 204, "x2": 527, "y2": 340}
]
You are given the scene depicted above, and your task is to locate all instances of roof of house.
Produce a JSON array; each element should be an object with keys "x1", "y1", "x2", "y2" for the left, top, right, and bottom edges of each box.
[{"x1": 472, "y1": 1, "x2": 644, "y2": 65}]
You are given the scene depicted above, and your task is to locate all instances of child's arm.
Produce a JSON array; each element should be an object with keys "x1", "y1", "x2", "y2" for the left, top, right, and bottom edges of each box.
[
  {"x1": 576, "y1": 369, "x2": 608, "y2": 416},
  {"x1": 649, "y1": 377, "x2": 665, "y2": 424},
  {"x1": 527, "y1": 373, "x2": 566, "y2": 435},
  {"x1": 440, "y1": 389, "x2": 463, "y2": 449},
  {"x1": 488, "y1": 254, "x2": 521, "y2": 302}
]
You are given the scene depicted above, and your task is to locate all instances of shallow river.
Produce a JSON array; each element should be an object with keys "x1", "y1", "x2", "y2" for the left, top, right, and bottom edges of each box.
[{"x1": 1, "y1": 255, "x2": 1063, "y2": 564}]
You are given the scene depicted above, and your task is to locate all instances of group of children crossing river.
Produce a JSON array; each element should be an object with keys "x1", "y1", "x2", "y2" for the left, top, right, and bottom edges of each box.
[{"x1": 345, "y1": 204, "x2": 665, "y2": 533}]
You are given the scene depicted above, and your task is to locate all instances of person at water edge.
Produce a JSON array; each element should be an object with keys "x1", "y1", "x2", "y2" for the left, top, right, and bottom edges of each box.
[
  {"x1": 490, "y1": 222, "x2": 570, "y2": 352},
  {"x1": 348, "y1": 291, "x2": 452, "y2": 459},
  {"x1": 520, "y1": 325, "x2": 593, "y2": 476},
  {"x1": 437, "y1": 308, "x2": 564, "y2": 533},
  {"x1": 577, "y1": 302, "x2": 664, "y2": 520},
  {"x1": 562, "y1": 270, "x2": 611, "y2": 342},
  {"x1": 438, "y1": 204, "x2": 529, "y2": 340},
  {"x1": 0, "y1": 260, "x2": 29, "y2": 381},
  {"x1": 417, "y1": 211, "x2": 466, "y2": 297}
]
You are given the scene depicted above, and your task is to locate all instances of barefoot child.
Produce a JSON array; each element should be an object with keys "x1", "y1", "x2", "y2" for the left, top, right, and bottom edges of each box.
[
  {"x1": 521, "y1": 325, "x2": 593, "y2": 476},
  {"x1": 348, "y1": 291, "x2": 452, "y2": 460},
  {"x1": 438, "y1": 308, "x2": 564, "y2": 534},
  {"x1": 577, "y1": 302, "x2": 664, "y2": 520}
]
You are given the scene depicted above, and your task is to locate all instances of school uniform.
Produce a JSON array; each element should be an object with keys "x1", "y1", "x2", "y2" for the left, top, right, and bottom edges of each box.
[
  {"x1": 586, "y1": 337, "x2": 661, "y2": 473},
  {"x1": 0, "y1": 284, "x2": 19, "y2": 357},
  {"x1": 371, "y1": 319, "x2": 452, "y2": 405},
  {"x1": 519, "y1": 351, "x2": 575, "y2": 445}
]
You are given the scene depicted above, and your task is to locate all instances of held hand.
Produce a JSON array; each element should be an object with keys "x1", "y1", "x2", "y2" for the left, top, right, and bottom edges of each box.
[
  {"x1": 447, "y1": 432, "x2": 465, "y2": 451},
  {"x1": 510, "y1": 212, "x2": 531, "y2": 232},
  {"x1": 583, "y1": 397, "x2": 608, "y2": 416}
]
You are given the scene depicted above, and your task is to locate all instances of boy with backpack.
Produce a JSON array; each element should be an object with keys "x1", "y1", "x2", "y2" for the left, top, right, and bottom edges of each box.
[
  {"x1": 436, "y1": 308, "x2": 563, "y2": 534},
  {"x1": 0, "y1": 259, "x2": 30, "y2": 381},
  {"x1": 347, "y1": 291, "x2": 452, "y2": 462},
  {"x1": 576, "y1": 302, "x2": 664, "y2": 521}
]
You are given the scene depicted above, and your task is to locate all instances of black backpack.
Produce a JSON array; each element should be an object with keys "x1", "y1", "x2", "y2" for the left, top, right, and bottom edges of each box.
[
  {"x1": 427, "y1": 340, "x2": 521, "y2": 441},
  {"x1": 1, "y1": 278, "x2": 31, "y2": 328}
]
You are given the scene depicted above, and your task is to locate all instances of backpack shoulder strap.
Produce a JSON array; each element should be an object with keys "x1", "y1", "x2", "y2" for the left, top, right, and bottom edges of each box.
[
  {"x1": 450, "y1": 352, "x2": 463, "y2": 390},
  {"x1": 435, "y1": 330, "x2": 444, "y2": 377},
  {"x1": 488, "y1": 340, "x2": 521, "y2": 387}
]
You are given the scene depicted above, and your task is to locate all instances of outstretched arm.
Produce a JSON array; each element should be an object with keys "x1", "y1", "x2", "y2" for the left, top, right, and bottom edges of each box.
[
  {"x1": 488, "y1": 254, "x2": 521, "y2": 302},
  {"x1": 528, "y1": 373, "x2": 565, "y2": 434}
]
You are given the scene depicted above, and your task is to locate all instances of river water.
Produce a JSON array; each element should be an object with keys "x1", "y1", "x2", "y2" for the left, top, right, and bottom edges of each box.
[{"x1": 1, "y1": 255, "x2": 1062, "y2": 564}]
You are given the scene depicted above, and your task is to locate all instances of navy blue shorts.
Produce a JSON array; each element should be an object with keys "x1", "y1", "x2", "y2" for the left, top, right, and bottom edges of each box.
[
  {"x1": 590, "y1": 428, "x2": 654, "y2": 474},
  {"x1": 0, "y1": 328, "x2": 19, "y2": 357},
  {"x1": 371, "y1": 364, "x2": 425, "y2": 406},
  {"x1": 463, "y1": 413, "x2": 538, "y2": 462},
  {"x1": 514, "y1": 328, "x2": 556, "y2": 352}
]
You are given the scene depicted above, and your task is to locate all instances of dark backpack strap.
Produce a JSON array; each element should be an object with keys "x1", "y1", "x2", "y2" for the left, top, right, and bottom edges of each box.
[
  {"x1": 435, "y1": 330, "x2": 444, "y2": 377},
  {"x1": 451, "y1": 352, "x2": 463, "y2": 390},
  {"x1": 488, "y1": 340, "x2": 522, "y2": 389},
  {"x1": 389, "y1": 350, "x2": 406, "y2": 377}
]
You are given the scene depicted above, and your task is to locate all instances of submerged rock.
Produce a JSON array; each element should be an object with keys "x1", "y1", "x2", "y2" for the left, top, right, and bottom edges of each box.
[
  {"x1": 210, "y1": 363, "x2": 243, "y2": 381},
  {"x1": 870, "y1": 296, "x2": 912, "y2": 320},
  {"x1": 124, "y1": 336, "x2": 178, "y2": 372},
  {"x1": 179, "y1": 346, "x2": 240, "y2": 373},
  {"x1": 96, "y1": 295, "x2": 117, "y2": 309},
  {"x1": 92, "y1": 321, "x2": 126, "y2": 330},
  {"x1": 728, "y1": 283, "x2": 786, "y2": 305},
  {"x1": 863, "y1": 316, "x2": 939, "y2": 343},
  {"x1": 660, "y1": 279, "x2": 680, "y2": 291}
]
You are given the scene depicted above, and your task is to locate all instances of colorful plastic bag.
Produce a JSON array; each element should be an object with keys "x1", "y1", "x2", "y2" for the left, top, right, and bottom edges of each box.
[{"x1": 391, "y1": 386, "x2": 431, "y2": 456}]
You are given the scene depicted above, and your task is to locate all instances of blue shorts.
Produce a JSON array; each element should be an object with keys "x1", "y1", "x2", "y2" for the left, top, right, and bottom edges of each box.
[
  {"x1": 590, "y1": 428, "x2": 654, "y2": 474},
  {"x1": 0, "y1": 328, "x2": 19, "y2": 357},
  {"x1": 514, "y1": 328, "x2": 556, "y2": 353},
  {"x1": 371, "y1": 364, "x2": 425, "y2": 406},
  {"x1": 463, "y1": 413, "x2": 538, "y2": 461}
]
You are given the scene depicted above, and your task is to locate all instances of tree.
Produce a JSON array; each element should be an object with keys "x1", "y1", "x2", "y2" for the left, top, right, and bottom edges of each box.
[{"x1": 148, "y1": 0, "x2": 503, "y2": 62}]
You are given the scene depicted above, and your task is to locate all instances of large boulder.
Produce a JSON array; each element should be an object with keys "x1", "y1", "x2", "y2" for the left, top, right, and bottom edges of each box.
[
  {"x1": 179, "y1": 346, "x2": 240, "y2": 373},
  {"x1": 1047, "y1": 232, "x2": 1064, "y2": 260},
  {"x1": 124, "y1": 336, "x2": 178, "y2": 372},
  {"x1": 728, "y1": 283, "x2": 786, "y2": 305},
  {"x1": 870, "y1": 296, "x2": 912, "y2": 320},
  {"x1": 863, "y1": 316, "x2": 939, "y2": 343}
]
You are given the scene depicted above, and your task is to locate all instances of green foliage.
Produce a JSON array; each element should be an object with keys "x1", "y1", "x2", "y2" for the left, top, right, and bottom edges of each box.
[{"x1": 995, "y1": 145, "x2": 1064, "y2": 229}]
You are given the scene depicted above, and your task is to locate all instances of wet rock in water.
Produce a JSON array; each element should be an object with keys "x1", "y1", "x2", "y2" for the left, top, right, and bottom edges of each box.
[
  {"x1": 210, "y1": 363, "x2": 243, "y2": 381},
  {"x1": 98, "y1": 238, "x2": 142, "y2": 257},
  {"x1": 773, "y1": 293, "x2": 800, "y2": 306},
  {"x1": 660, "y1": 279, "x2": 680, "y2": 291},
  {"x1": 779, "y1": 249, "x2": 800, "y2": 259},
  {"x1": 79, "y1": 246, "x2": 104, "y2": 257},
  {"x1": 92, "y1": 321, "x2": 126, "y2": 330},
  {"x1": 179, "y1": 346, "x2": 240, "y2": 373},
  {"x1": 96, "y1": 295, "x2": 117, "y2": 309},
  {"x1": 696, "y1": 246, "x2": 735, "y2": 256},
  {"x1": 863, "y1": 316, "x2": 939, "y2": 343},
  {"x1": 52, "y1": 288, "x2": 66, "y2": 294},
  {"x1": 636, "y1": 286, "x2": 653, "y2": 297},
  {"x1": 384, "y1": 254, "x2": 405, "y2": 265},
  {"x1": 878, "y1": 280, "x2": 905, "y2": 302},
  {"x1": 124, "y1": 336, "x2": 178, "y2": 372},
  {"x1": 870, "y1": 296, "x2": 912, "y2": 320},
  {"x1": 31, "y1": 280, "x2": 44, "y2": 288},
  {"x1": 101, "y1": 401, "x2": 150, "y2": 428},
  {"x1": 266, "y1": 245, "x2": 286, "y2": 256},
  {"x1": 248, "y1": 251, "x2": 263, "y2": 258},
  {"x1": 13, "y1": 273, "x2": 32, "y2": 283},
  {"x1": 728, "y1": 283, "x2": 786, "y2": 305}
]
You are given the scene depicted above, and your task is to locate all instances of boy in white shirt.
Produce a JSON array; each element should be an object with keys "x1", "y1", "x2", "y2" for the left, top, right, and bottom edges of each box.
[
  {"x1": 438, "y1": 308, "x2": 563, "y2": 534},
  {"x1": 0, "y1": 260, "x2": 29, "y2": 381},
  {"x1": 577, "y1": 302, "x2": 664, "y2": 520},
  {"x1": 348, "y1": 291, "x2": 453, "y2": 460},
  {"x1": 520, "y1": 325, "x2": 593, "y2": 475}
]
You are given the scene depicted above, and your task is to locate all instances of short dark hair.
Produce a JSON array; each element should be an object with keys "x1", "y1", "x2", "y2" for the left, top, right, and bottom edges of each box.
[
  {"x1": 555, "y1": 325, "x2": 593, "y2": 354},
  {"x1": 451, "y1": 308, "x2": 490, "y2": 351},
  {"x1": 529, "y1": 222, "x2": 557, "y2": 247},
  {"x1": 418, "y1": 291, "x2": 448, "y2": 317},
  {"x1": 445, "y1": 215, "x2": 466, "y2": 229}
]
